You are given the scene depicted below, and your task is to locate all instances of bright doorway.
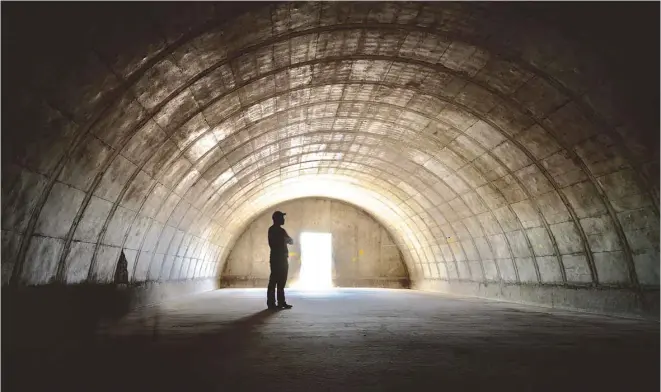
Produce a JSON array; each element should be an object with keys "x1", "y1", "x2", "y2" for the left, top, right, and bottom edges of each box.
[{"x1": 293, "y1": 232, "x2": 334, "y2": 290}]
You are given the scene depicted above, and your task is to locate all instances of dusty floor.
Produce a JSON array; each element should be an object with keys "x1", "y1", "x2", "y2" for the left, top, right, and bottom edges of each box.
[{"x1": 5, "y1": 288, "x2": 659, "y2": 391}]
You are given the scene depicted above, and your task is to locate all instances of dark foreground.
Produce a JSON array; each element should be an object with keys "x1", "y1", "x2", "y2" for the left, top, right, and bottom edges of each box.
[{"x1": 4, "y1": 288, "x2": 659, "y2": 391}]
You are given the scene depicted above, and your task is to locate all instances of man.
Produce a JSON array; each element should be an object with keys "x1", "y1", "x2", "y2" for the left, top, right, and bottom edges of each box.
[{"x1": 267, "y1": 210, "x2": 293, "y2": 310}]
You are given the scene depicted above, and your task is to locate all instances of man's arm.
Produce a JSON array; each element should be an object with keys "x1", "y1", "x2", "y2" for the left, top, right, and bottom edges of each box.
[
  {"x1": 283, "y1": 229, "x2": 294, "y2": 245},
  {"x1": 268, "y1": 227, "x2": 276, "y2": 249}
]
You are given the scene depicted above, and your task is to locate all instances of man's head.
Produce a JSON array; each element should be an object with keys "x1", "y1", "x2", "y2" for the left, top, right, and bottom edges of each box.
[{"x1": 272, "y1": 210, "x2": 286, "y2": 226}]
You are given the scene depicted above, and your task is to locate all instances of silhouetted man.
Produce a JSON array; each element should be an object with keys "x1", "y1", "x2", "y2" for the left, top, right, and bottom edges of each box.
[{"x1": 267, "y1": 211, "x2": 293, "y2": 309}]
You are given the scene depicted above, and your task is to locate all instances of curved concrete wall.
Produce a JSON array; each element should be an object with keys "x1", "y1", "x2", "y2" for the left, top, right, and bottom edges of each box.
[
  {"x1": 1, "y1": 2, "x2": 658, "y2": 318},
  {"x1": 222, "y1": 198, "x2": 409, "y2": 288}
]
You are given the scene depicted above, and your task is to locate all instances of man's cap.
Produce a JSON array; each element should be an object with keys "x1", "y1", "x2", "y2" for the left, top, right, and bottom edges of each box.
[{"x1": 272, "y1": 211, "x2": 286, "y2": 219}]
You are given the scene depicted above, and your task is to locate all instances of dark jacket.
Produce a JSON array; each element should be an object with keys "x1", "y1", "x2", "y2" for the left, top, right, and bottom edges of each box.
[{"x1": 268, "y1": 225, "x2": 292, "y2": 262}]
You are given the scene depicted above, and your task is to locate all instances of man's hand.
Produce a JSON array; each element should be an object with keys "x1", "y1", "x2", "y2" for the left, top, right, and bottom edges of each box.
[{"x1": 286, "y1": 236, "x2": 294, "y2": 245}]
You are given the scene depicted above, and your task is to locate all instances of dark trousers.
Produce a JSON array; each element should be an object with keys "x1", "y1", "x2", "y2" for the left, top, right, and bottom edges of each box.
[{"x1": 267, "y1": 260, "x2": 289, "y2": 306}]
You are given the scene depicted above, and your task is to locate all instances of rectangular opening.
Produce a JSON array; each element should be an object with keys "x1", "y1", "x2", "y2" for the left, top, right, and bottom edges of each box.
[{"x1": 294, "y1": 232, "x2": 333, "y2": 290}]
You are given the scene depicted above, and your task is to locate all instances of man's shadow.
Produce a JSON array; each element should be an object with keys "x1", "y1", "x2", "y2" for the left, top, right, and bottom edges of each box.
[
  {"x1": 115, "y1": 308, "x2": 282, "y2": 391},
  {"x1": 151, "y1": 308, "x2": 279, "y2": 347}
]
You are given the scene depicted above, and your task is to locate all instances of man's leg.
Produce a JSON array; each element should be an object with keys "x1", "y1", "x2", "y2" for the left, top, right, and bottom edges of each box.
[
  {"x1": 277, "y1": 262, "x2": 290, "y2": 308},
  {"x1": 267, "y1": 263, "x2": 277, "y2": 308}
]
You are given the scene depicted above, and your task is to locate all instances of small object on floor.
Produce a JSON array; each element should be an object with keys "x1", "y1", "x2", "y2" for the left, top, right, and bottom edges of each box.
[{"x1": 278, "y1": 303, "x2": 293, "y2": 309}]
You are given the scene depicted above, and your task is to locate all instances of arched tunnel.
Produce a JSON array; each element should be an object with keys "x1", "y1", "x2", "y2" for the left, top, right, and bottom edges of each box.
[{"x1": 2, "y1": 2, "x2": 659, "y2": 391}]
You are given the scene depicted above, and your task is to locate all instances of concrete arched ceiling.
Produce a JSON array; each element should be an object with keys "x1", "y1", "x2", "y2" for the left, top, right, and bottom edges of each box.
[{"x1": 2, "y1": 2, "x2": 658, "y2": 292}]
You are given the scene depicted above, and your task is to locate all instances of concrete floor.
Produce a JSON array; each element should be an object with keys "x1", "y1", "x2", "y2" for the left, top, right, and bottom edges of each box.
[{"x1": 6, "y1": 288, "x2": 659, "y2": 391}]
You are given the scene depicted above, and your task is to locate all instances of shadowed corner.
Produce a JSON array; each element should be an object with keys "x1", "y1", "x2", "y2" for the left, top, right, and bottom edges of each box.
[{"x1": 4, "y1": 308, "x2": 280, "y2": 392}]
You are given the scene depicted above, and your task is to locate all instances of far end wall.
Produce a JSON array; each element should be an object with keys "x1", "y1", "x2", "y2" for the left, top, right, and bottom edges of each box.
[{"x1": 221, "y1": 198, "x2": 410, "y2": 288}]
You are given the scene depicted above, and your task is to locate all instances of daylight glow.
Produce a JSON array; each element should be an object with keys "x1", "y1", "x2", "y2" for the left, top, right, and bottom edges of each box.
[{"x1": 292, "y1": 232, "x2": 334, "y2": 290}]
